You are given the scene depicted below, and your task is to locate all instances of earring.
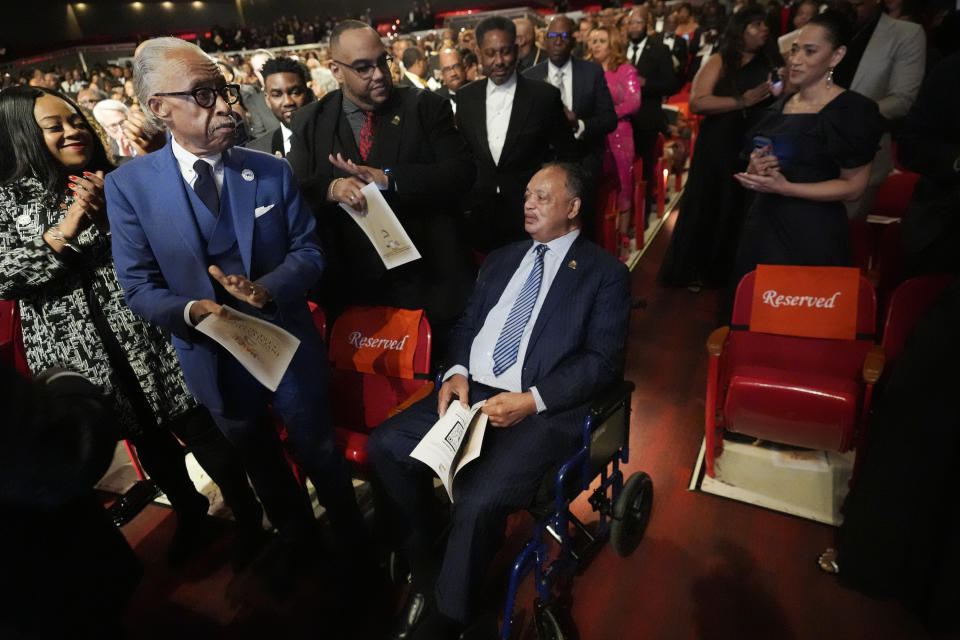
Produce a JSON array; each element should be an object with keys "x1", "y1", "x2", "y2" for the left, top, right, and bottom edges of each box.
[{"x1": 826, "y1": 67, "x2": 834, "y2": 86}]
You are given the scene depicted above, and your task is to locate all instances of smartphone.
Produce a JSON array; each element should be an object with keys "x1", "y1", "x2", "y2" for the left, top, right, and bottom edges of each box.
[{"x1": 753, "y1": 135, "x2": 773, "y2": 155}]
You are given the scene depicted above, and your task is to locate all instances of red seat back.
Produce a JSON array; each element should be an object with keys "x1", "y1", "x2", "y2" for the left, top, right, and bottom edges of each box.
[
  {"x1": 0, "y1": 300, "x2": 29, "y2": 376},
  {"x1": 870, "y1": 171, "x2": 920, "y2": 219},
  {"x1": 880, "y1": 275, "x2": 956, "y2": 365}
]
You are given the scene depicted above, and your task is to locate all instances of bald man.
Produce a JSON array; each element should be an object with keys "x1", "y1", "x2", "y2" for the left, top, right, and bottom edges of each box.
[
  {"x1": 434, "y1": 47, "x2": 466, "y2": 112},
  {"x1": 514, "y1": 17, "x2": 543, "y2": 72}
]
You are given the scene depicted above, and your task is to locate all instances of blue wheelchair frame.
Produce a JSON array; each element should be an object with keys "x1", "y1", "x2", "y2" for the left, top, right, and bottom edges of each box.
[{"x1": 499, "y1": 380, "x2": 644, "y2": 639}]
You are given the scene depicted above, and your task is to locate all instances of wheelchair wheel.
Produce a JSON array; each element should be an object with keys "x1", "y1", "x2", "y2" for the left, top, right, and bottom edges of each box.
[
  {"x1": 534, "y1": 600, "x2": 573, "y2": 640},
  {"x1": 610, "y1": 471, "x2": 653, "y2": 557}
]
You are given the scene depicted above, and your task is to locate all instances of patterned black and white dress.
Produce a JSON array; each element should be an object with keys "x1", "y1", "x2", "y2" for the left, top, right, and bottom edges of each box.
[{"x1": 0, "y1": 176, "x2": 195, "y2": 436}]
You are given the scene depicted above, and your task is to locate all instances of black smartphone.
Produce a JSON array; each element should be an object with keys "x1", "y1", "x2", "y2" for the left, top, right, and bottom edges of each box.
[{"x1": 752, "y1": 135, "x2": 773, "y2": 155}]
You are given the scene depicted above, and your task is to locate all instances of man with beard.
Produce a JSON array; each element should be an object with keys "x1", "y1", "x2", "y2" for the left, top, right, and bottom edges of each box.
[
  {"x1": 288, "y1": 20, "x2": 476, "y2": 350},
  {"x1": 624, "y1": 7, "x2": 677, "y2": 216},
  {"x1": 246, "y1": 56, "x2": 315, "y2": 158},
  {"x1": 105, "y1": 37, "x2": 369, "y2": 583}
]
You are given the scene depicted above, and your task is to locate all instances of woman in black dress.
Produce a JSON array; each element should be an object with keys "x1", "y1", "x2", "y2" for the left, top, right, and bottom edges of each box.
[
  {"x1": 732, "y1": 11, "x2": 883, "y2": 282},
  {"x1": 659, "y1": 6, "x2": 782, "y2": 290}
]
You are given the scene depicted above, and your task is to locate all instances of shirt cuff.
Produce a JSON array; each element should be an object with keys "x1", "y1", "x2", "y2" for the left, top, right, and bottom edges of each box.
[
  {"x1": 574, "y1": 119, "x2": 586, "y2": 140},
  {"x1": 443, "y1": 365, "x2": 469, "y2": 383},
  {"x1": 530, "y1": 386, "x2": 547, "y2": 413},
  {"x1": 184, "y1": 301, "x2": 197, "y2": 328}
]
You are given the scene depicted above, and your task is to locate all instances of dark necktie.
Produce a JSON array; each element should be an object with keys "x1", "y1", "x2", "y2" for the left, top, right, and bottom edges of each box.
[
  {"x1": 358, "y1": 111, "x2": 376, "y2": 162},
  {"x1": 492, "y1": 244, "x2": 549, "y2": 376},
  {"x1": 192, "y1": 159, "x2": 219, "y2": 215}
]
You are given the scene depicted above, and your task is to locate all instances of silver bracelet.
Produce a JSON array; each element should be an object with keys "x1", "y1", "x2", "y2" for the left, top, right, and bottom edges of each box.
[{"x1": 47, "y1": 225, "x2": 81, "y2": 253}]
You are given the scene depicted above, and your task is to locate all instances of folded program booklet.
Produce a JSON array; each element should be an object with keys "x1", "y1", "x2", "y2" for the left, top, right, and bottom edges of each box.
[
  {"x1": 339, "y1": 182, "x2": 422, "y2": 270},
  {"x1": 409, "y1": 400, "x2": 488, "y2": 502}
]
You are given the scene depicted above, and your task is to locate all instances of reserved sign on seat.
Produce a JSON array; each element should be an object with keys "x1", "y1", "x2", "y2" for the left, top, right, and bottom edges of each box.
[
  {"x1": 749, "y1": 265, "x2": 860, "y2": 340},
  {"x1": 330, "y1": 306, "x2": 423, "y2": 379}
]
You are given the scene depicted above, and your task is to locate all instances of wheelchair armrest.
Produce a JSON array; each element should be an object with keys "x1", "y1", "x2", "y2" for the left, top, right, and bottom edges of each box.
[
  {"x1": 706, "y1": 326, "x2": 730, "y2": 358},
  {"x1": 862, "y1": 344, "x2": 885, "y2": 385},
  {"x1": 588, "y1": 380, "x2": 636, "y2": 425}
]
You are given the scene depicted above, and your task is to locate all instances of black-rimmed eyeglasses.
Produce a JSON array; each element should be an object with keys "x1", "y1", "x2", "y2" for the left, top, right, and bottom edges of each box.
[
  {"x1": 547, "y1": 31, "x2": 572, "y2": 40},
  {"x1": 331, "y1": 54, "x2": 393, "y2": 79},
  {"x1": 153, "y1": 84, "x2": 241, "y2": 109}
]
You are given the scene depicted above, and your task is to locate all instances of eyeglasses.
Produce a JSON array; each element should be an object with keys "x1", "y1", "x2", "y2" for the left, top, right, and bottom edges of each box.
[
  {"x1": 152, "y1": 84, "x2": 241, "y2": 109},
  {"x1": 440, "y1": 63, "x2": 465, "y2": 74},
  {"x1": 331, "y1": 54, "x2": 393, "y2": 79},
  {"x1": 547, "y1": 31, "x2": 572, "y2": 40}
]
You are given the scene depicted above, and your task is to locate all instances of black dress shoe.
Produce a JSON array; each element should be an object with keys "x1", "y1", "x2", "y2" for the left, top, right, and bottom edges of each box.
[
  {"x1": 108, "y1": 479, "x2": 161, "y2": 527},
  {"x1": 390, "y1": 591, "x2": 429, "y2": 640}
]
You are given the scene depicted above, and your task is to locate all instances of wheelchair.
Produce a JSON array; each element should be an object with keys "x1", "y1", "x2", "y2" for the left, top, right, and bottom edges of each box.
[{"x1": 499, "y1": 380, "x2": 653, "y2": 640}]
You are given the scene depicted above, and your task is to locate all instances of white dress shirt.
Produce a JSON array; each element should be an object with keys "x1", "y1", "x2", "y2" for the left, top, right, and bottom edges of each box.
[
  {"x1": 627, "y1": 37, "x2": 648, "y2": 66},
  {"x1": 171, "y1": 137, "x2": 224, "y2": 327},
  {"x1": 485, "y1": 71, "x2": 518, "y2": 166},
  {"x1": 444, "y1": 228, "x2": 581, "y2": 412},
  {"x1": 280, "y1": 123, "x2": 293, "y2": 155},
  {"x1": 547, "y1": 58, "x2": 586, "y2": 139}
]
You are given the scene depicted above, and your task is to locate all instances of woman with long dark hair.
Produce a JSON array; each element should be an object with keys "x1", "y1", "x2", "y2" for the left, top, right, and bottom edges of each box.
[
  {"x1": 659, "y1": 6, "x2": 782, "y2": 291},
  {"x1": 0, "y1": 86, "x2": 265, "y2": 566}
]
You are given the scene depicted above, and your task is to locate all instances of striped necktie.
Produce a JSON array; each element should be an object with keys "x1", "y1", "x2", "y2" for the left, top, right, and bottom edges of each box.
[{"x1": 492, "y1": 244, "x2": 549, "y2": 376}]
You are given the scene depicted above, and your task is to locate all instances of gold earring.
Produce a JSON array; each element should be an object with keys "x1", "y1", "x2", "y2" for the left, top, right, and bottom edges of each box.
[{"x1": 826, "y1": 66, "x2": 834, "y2": 86}]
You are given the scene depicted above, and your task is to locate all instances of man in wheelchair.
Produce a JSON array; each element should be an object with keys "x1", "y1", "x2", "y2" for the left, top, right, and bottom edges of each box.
[{"x1": 368, "y1": 163, "x2": 633, "y2": 639}]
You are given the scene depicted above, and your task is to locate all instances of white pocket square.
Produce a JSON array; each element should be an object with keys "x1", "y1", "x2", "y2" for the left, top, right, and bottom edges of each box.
[{"x1": 254, "y1": 204, "x2": 276, "y2": 218}]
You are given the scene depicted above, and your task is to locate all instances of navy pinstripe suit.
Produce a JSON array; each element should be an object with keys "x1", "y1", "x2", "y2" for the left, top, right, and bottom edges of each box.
[{"x1": 367, "y1": 233, "x2": 631, "y2": 622}]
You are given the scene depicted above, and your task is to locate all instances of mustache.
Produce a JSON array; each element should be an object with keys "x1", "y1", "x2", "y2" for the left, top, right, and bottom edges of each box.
[{"x1": 209, "y1": 118, "x2": 236, "y2": 133}]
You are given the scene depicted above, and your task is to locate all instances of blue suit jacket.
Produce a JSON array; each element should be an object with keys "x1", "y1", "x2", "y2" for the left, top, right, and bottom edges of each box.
[
  {"x1": 448, "y1": 233, "x2": 632, "y2": 440},
  {"x1": 104, "y1": 141, "x2": 325, "y2": 412}
]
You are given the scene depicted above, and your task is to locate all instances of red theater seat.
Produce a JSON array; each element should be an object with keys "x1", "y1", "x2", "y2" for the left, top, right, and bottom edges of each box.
[
  {"x1": 704, "y1": 270, "x2": 883, "y2": 477},
  {"x1": 880, "y1": 275, "x2": 957, "y2": 366}
]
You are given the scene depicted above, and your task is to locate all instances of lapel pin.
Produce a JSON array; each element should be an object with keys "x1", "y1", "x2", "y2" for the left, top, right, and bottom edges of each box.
[
  {"x1": 568, "y1": 260, "x2": 577, "y2": 270},
  {"x1": 274, "y1": 151, "x2": 283, "y2": 157},
  {"x1": 391, "y1": 115, "x2": 401, "y2": 125},
  {"x1": 242, "y1": 169, "x2": 255, "y2": 182}
]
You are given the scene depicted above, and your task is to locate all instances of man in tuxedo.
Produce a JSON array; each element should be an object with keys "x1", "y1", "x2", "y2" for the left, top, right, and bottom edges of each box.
[
  {"x1": 105, "y1": 37, "x2": 367, "y2": 573},
  {"x1": 367, "y1": 163, "x2": 632, "y2": 639},
  {"x1": 245, "y1": 56, "x2": 314, "y2": 158},
  {"x1": 835, "y1": 0, "x2": 925, "y2": 218},
  {"x1": 434, "y1": 47, "x2": 466, "y2": 113},
  {"x1": 525, "y1": 14, "x2": 617, "y2": 223},
  {"x1": 625, "y1": 6, "x2": 677, "y2": 215},
  {"x1": 287, "y1": 20, "x2": 476, "y2": 344},
  {"x1": 399, "y1": 47, "x2": 433, "y2": 90},
  {"x1": 455, "y1": 16, "x2": 577, "y2": 252},
  {"x1": 514, "y1": 17, "x2": 543, "y2": 72},
  {"x1": 659, "y1": 14, "x2": 690, "y2": 87}
]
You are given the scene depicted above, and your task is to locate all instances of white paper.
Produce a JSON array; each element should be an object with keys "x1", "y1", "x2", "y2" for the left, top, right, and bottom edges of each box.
[
  {"x1": 195, "y1": 305, "x2": 300, "y2": 392},
  {"x1": 771, "y1": 449, "x2": 830, "y2": 472},
  {"x1": 339, "y1": 182, "x2": 422, "y2": 270},
  {"x1": 409, "y1": 400, "x2": 488, "y2": 502}
]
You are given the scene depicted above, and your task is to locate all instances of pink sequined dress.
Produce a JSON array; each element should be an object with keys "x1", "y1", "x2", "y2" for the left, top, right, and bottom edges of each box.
[{"x1": 602, "y1": 63, "x2": 642, "y2": 211}]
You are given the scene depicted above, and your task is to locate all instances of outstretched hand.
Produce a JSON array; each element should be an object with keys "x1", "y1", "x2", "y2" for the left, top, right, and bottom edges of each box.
[
  {"x1": 328, "y1": 153, "x2": 388, "y2": 189},
  {"x1": 207, "y1": 265, "x2": 272, "y2": 308}
]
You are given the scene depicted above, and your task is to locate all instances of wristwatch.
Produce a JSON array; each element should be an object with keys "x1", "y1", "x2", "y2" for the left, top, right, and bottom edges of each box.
[{"x1": 383, "y1": 167, "x2": 396, "y2": 192}]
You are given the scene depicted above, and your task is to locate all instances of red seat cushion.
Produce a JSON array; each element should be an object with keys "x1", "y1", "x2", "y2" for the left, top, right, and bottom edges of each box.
[{"x1": 723, "y1": 365, "x2": 860, "y2": 451}]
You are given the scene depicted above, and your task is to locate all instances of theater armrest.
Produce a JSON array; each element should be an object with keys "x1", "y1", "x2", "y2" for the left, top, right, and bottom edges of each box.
[
  {"x1": 706, "y1": 326, "x2": 730, "y2": 358},
  {"x1": 862, "y1": 344, "x2": 885, "y2": 385},
  {"x1": 386, "y1": 382, "x2": 435, "y2": 420}
]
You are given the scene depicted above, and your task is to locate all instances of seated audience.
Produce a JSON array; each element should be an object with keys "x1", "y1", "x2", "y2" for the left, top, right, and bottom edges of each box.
[
  {"x1": 367, "y1": 163, "x2": 631, "y2": 640},
  {"x1": 246, "y1": 56, "x2": 315, "y2": 158},
  {"x1": 659, "y1": 6, "x2": 779, "y2": 291},
  {"x1": 586, "y1": 24, "x2": 642, "y2": 257},
  {"x1": 898, "y1": 51, "x2": 960, "y2": 277},
  {"x1": 76, "y1": 86, "x2": 105, "y2": 112},
  {"x1": 456, "y1": 16, "x2": 577, "y2": 251},
  {"x1": 834, "y1": 0, "x2": 925, "y2": 219},
  {"x1": 288, "y1": 20, "x2": 476, "y2": 348},
  {"x1": 105, "y1": 37, "x2": 368, "y2": 580},
  {"x1": 0, "y1": 86, "x2": 266, "y2": 567},
  {"x1": 732, "y1": 10, "x2": 884, "y2": 283}
]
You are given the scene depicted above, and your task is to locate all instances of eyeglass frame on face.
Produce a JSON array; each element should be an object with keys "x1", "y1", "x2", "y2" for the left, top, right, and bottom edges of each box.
[
  {"x1": 547, "y1": 31, "x2": 572, "y2": 40},
  {"x1": 331, "y1": 53, "x2": 394, "y2": 79},
  {"x1": 152, "y1": 83, "x2": 242, "y2": 109}
]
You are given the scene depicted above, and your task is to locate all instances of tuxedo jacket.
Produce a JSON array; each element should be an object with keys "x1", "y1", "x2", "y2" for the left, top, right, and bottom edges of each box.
[
  {"x1": 455, "y1": 75, "x2": 578, "y2": 229},
  {"x1": 630, "y1": 38, "x2": 678, "y2": 133},
  {"x1": 287, "y1": 87, "x2": 476, "y2": 322},
  {"x1": 447, "y1": 233, "x2": 631, "y2": 439},
  {"x1": 524, "y1": 57, "x2": 618, "y2": 173},
  {"x1": 105, "y1": 142, "x2": 325, "y2": 413},
  {"x1": 246, "y1": 126, "x2": 285, "y2": 157},
  {"x1": 240, "y1": 84, "x2": 281, "y2": 139}
]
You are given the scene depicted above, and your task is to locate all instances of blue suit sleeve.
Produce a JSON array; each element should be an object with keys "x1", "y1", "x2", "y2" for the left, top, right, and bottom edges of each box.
[{"x1": 105, "y1": 173, "x2": 194, "y2": 337}]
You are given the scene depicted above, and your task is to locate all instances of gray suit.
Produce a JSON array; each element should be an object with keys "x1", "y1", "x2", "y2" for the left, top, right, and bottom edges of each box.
[{"x1": 847, "y1": 12, "x2": 926, "y2": 218}]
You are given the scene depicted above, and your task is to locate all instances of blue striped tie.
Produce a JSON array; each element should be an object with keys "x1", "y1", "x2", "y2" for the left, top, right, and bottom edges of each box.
[{"x1": 492, "y1": 244, "x2": 548, "y2": 376}]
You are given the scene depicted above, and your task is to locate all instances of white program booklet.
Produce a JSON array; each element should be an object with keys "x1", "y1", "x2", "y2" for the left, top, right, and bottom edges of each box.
[
  {"x1": 195, "y1": 305, "x2": 300, "y2": 392},
  {"x1": 339, "y1": 182, "x2": 422, "y2": 270},
  {"x1": 409, "y1": 400, "x2": 488, "y2": 502}
]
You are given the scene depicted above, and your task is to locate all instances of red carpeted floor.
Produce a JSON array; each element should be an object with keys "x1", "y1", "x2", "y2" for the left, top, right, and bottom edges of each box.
[{"x1": 119, "y1": 213, "x2": 931, "y2": 640}]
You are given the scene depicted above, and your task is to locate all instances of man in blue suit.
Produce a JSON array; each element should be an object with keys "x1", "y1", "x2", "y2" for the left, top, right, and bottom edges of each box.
[
  {"x1": 104, "y1": 37, "x2": 365, "y2": 570},
  {"x1": 367, "y1": 163, "x2": 632, "y2": 639}
]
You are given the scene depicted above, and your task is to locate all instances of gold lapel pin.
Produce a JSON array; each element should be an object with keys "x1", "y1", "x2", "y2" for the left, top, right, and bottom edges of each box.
[
  {"x1": 391, "y1": 115, "x2": 401, "y2": 125},
  {"x1": 274, "y1": 151, "x2": 283, "y2": 157},
  {"x1": 568, "y1": 260, "x2": 577, "y2": 270}
]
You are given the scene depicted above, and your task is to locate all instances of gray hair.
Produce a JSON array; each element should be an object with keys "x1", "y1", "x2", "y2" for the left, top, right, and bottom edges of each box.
[
  {"x1": 91, "y1": 98, "x2": 130, "y2": 125},
  {"x1": 133, "y1": 37, "x2": 210, "y2": 128}
]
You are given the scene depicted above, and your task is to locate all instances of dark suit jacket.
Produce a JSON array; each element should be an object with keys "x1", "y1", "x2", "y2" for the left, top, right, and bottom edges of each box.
[
  {"x1": 447, "y1": 233, "x2": 631, "y2": 441},
  {"x1": 287, "y1": 87, "x2": 476, "y2": 324},
  {"x1": 240, "y1": 84, "x2": 281, "y2": 139},
  {"x1": 524, "y1": 57, "x2": 618, "y2": 178},
  {"x1": 630, "y1": 37, "x2": 678, "y2": 134},
  {"x1": 659, "y1": 33, "x2": 690, "y2": 86},
  {"x1": 455, "y1": 74, "x2": 579, "y2": 249},
  {"x1": 246, "y1": 126, "x2": 285, "y2": 157}
]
